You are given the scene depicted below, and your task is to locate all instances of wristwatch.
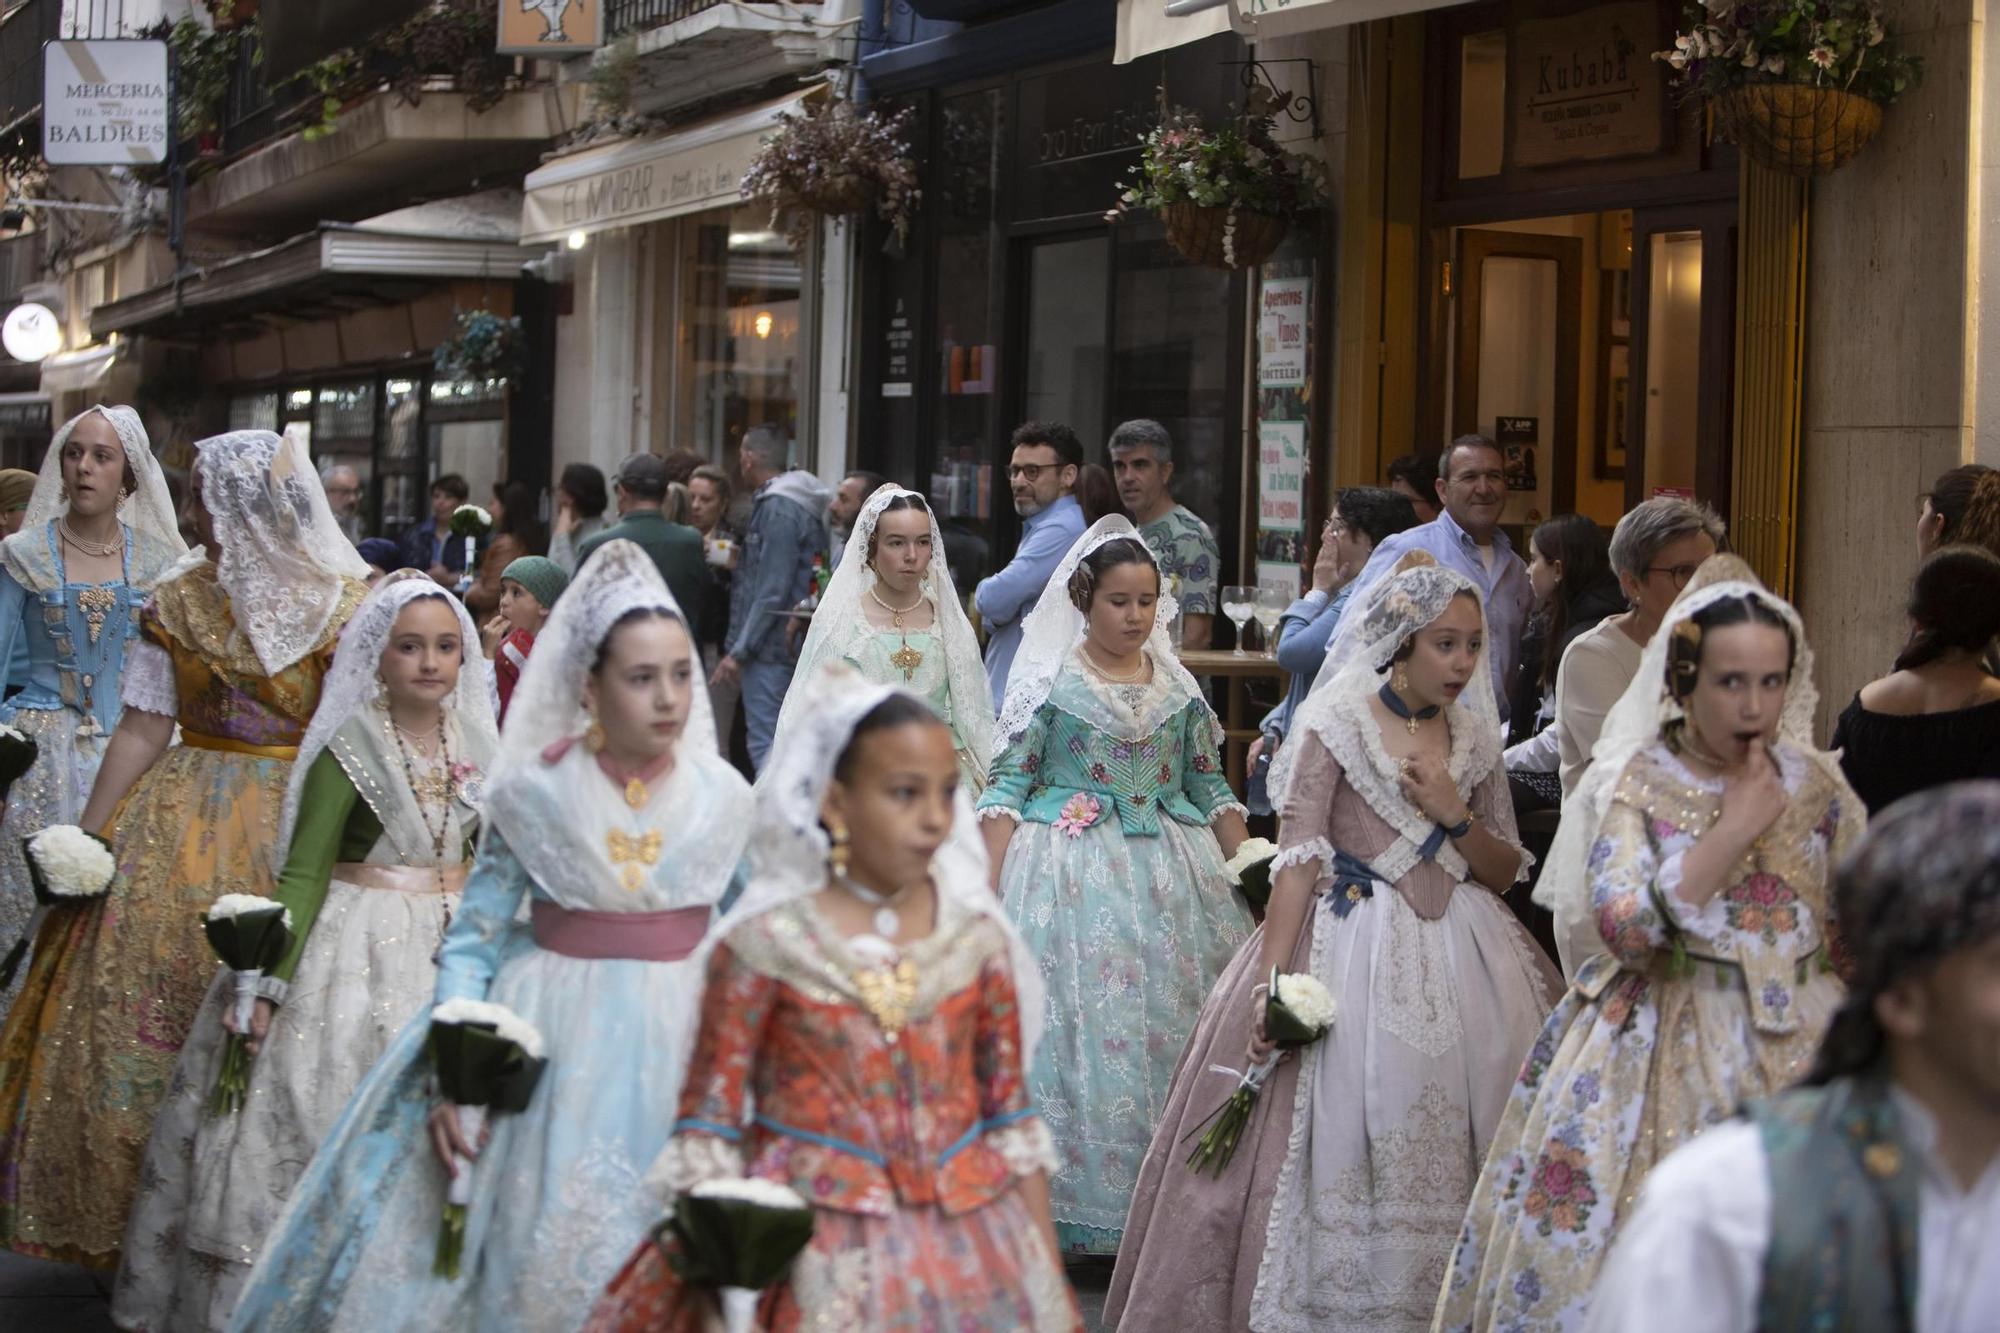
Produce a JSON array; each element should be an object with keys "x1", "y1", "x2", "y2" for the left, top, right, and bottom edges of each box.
[{"x1": 1442, "y1": 811, "x2": 1474, "y2": 840}]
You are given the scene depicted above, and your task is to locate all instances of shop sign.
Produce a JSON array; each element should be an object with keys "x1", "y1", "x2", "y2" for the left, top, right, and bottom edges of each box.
[
  {"x1": 1511, "y1": 3, "x2": 1664, "y2": 169},
  {"x1": 882, "y1": 299, "x2": 914, "y2": 399},
  {"x1": 42, "y1": 41, "x2": 169, "y2": 166},
  {"x1": 497, "y1": 0, "x2": 602, "y2": 56},
  {"x1": 1258, "y1": 420, "x2": 1306, "y2": 535},
  {"x1": 1257, "y1": 277, "x2": 1310, "y2": 388}
]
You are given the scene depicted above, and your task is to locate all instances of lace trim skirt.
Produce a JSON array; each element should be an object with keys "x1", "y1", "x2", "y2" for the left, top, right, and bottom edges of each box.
[
  {"x1": 0, "y1": 707, "x2": 102, "y2": 1013},
  {"x1": 111, "y1": 876, "x2": 460, "y2": 1332}
]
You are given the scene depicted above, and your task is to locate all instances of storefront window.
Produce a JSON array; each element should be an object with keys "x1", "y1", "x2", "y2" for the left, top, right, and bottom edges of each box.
[
  {"x1": 1458, "y1": 31, "x2": 1506, "y2": 179},
  {"x1": 226, "y1": 392, "x2": 278, "y2": 432},
  {"x1": 673, "y1": 203, "x2": 803, "y2": 466},
  {"x1": 429, "y1": 378, "x2": 508, "y2": 513}
]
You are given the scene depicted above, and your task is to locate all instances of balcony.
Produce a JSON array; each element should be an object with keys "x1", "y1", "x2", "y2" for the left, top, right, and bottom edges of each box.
[
  {"x1": 600, "y1": 0, "x2": 840, "y2": 119},
  {"x1": 0, "y1": 0, "x2": 62, "y2": 131}
]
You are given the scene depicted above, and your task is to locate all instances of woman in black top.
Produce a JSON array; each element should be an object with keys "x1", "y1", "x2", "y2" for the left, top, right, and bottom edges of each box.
[{"x1": 1833, "y1": 545, "x2": 2000, "y2": 813}]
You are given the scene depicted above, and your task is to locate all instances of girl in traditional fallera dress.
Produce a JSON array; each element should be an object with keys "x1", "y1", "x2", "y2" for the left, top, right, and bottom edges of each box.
[
  {"x1": 1435, "y1": 556, "x2": 1866, "y2": 1333},
  {"x1": 1106, "y1": 553, "x2": 1560, "y2": 1333},
  {"x1": 773, "y1": 484, "x2": 993, "y2": 793},
  {"x1": 586, "y1": 666, "x2": 1082, "y2": 1331},
  {"x1": 978, "y1": 515, "x2": 1253, "y2": 1255},
  {"x1": 0, "y1": 429, "x2": 365, "y2": 1268},
  {"x1": 0, "y1": 406, "x2": 185, "y2": 1011},
  {"x1": 228, "y1": 540, "x2": 753, "y2": 1333},
  {"x1": 113, "y1": 572, "x2": 499, "y2": 1331}
]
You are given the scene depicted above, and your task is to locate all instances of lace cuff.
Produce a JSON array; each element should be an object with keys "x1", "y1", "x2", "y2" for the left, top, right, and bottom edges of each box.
[
  {"x1": 1272, "y1": 838, "x2": 1334, "y2": 877},
  {"x1": 1204, "y1": 800, "x2": 1249, "y2": 827},
  {"x1": 1657, "y1": 850, "x2": 1730, "y2": 936},
  {"x1": 977, "y1": 805, "x2": 1023, "y2": 825},
  {"x1": 254, "y1": 974, "x2": 289, "y2": 1005},
  {"x1": 643, "y1": 1130, "x2": 745, "y2": 1202},
  {"x1": 121, "y1": 640, "x2": 177, "y2": 717},
  {"x1": 986, "y1": 1116, "x2": 1058, "y2": 1178}
]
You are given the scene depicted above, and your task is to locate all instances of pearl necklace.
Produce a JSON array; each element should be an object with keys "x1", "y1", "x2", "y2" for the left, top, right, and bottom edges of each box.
[
  {"x1": 835, "y1": 871, "x2": 914, "y2": 941},
  {"x1": 59, "y1": 520, "x2": 120, "y2": 559},
  {"x1": 1082, "y1": 644, "x2": 1147, "y2": 684}
]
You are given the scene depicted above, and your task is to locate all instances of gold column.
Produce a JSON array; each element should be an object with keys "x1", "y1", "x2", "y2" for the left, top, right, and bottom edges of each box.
[{"x1": 1730, "y1": 159, "x2": 1808, "y2": 598}]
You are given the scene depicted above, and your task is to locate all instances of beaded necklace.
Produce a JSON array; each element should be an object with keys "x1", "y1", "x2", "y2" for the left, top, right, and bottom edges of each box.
[{"x1": 386, "y1": 712, "x2": 457, "y2": 929}]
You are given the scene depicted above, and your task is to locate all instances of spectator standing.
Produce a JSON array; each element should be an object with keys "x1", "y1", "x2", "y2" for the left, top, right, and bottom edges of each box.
[
  {"x1": 712, "y1": 426, "x2": 831, "y2": 770},
  {"x1": 0, "y1": 469, "x2": 33, "y2": 537},
  {"x1": 576, "y1": 452, "x2": 711, "y2": 634},
  {"x1": 485, "y1": 554, "x2": 566, "y2": 722},
  {"x1": 1832, "y1": 546, "x2": 2000, "y2": 814},
  {"x1": 547, "y1": 462, "x2": 610, "y2": 574},
  {"x1": 1916, "y1": 462, "x2": 1993, "y2": 558},
  {"x1": 320, "y1": 463, "x2": 364, "y2": 546},
  {"x1": 1074, "y1": 461, "x2": 1121, "y2": 526},
  {"x1": 401, "y1": 473, "x2": 471, "y2": 584},
  {"x1": 1504, "y1": 514, "x2": 1623, "y2": 764},
  {"x1": 974, "y1": 421, "x2": 1087, "y2": 712},
  {"x1": 827, "y1": 468, "x2": 888, "y2": 570},
  {"x1": 1109, "y1": 418, "x2": 1220, "y2": 648},
  {"x1": 462, "y1": 479, "x2": 546, "y2": 619},
  {"x1": 1386, "y1": 451, "x2": 1441, "y2": 524},
  {"x1": 685, "y1": 464, "x2": 741, "y2": 746},
  {"x1": 1345, "y1": 435, "x2": 1532, "y2": 715},
  {"x1": 1248, "y1": 486, "x2": 1418, "y2": 811}
]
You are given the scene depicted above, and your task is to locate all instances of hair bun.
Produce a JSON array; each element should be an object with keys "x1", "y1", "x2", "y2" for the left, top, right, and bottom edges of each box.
[{"x1": 1392, "y1": 550, "x2": 1438, "y2": 576}]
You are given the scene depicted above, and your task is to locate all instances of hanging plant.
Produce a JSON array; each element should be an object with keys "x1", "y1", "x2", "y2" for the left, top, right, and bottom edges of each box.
[
  {"x1": 741, "y1": 98, "x2": 919, "y2": 251},
  {"x1": 1105, "y1": 87, "x2": 1324, "y2": 271},
  {"x1": 1655, "y1": 0, "x2": 1922, "y2": 177},
  {"x1": 434, "y1": 310, "x2": 524, "y2": 383}
]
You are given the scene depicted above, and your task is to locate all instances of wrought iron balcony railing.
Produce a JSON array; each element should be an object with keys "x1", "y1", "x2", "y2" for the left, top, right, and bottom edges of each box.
[{"x1": 605, "y1": 0, "x2": 736, "y2": 41}]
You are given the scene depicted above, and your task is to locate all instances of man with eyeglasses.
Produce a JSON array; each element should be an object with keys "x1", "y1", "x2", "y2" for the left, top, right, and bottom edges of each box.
[
  {"x1": 974, "y1": 421, "x2": 1087, "y2": 712},
  {"x1": 1345, "y1": 434, "x2": 1535, "y2": 717},
  {"x1": 320, "y1": 463, "x2": 364, "y2": 546}
]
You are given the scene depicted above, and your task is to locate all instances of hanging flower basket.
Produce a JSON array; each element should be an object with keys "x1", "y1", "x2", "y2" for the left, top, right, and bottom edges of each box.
[
  {"x1": 1161, "y1": 203, "x2": 1290, "y2": 272},
  {"x1": 435, "y1": 310, "x2": 524, "y2": 384},
  {"x1": 742, "y1": 99, "x2": 919, "y2": 252},
  {"x1": 1713, "y1": 85, "x2": 1883, "y2": 178}
]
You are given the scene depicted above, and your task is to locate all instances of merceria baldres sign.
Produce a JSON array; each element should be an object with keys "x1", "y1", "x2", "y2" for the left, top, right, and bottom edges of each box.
[{"x1": 43, "y1": 40, "x2": 170, "y2": 166}]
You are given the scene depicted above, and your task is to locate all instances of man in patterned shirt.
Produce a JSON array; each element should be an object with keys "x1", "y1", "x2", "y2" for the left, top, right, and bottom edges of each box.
[{"x1": 1109, "y1": 418, "x2": 1220, "y2": 649}]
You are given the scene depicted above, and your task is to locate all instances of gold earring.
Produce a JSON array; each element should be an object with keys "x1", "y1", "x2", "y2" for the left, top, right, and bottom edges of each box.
[
  {"x1": 827, "y1": 818, "x2": 851, "y2": 878},
  {"x1": 374, "y1": 673, "x2": 389, "y2": 708},
  {"x1": 1392, "y1": 661, "x2": 1410, "y2": 695},
  {"x1": 584, "y1": 701, "x2": 607, "y2": 753}
]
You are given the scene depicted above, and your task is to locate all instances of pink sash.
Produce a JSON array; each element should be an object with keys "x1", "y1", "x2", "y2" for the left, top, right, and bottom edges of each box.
[{"x1": 529, "y1": 900, "x2": 710, "y2": 962}]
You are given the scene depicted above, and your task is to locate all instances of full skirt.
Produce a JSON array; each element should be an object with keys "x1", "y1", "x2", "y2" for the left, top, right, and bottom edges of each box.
[
  {"x1": 0, "y1": 745, "x2": 289, "y2": 1266},
  {"x1": 1433, "y1": 954, "x2": 1842, "y2": 1332},
  {"x1": 0, "y1": 708, "x2": 103, "y2": 1013},
  {"x1": 999, "y1": 816, "x2": 1251, "y2": 1255},
  {"x1": 227, "y1": 933, "x2": 706, "y2": 1333},
  {"x1": 112, "y1": 877, "x2": 460, "y2": 1332},
  {"x1": 585, "y1": 1193, "x2": 1084, "y2": 1332}
]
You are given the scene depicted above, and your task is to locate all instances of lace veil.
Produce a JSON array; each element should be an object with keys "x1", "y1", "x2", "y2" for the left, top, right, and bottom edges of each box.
[
  {"x1": 993, "y1": 514, "x2": 1213, "y2": 753},
  {"x1": 175, "y1": 430, "x2": 370, "y2": 675},
  {"x1": 1533, "y1": 554, "x2": 1845, "y2": 975},
  {"x1": 705, "y1": 662, "x2": 1045, "y2": 1069},
  {"x1": 772, "y1": 484, "x2": 993, "y2": 784},
  {"x1": 277, "y1": 571, "x2": 499, "y2": 848},
  {"x1": 3, "y1": 405, "x2": 185, "y2": 574},
  {"x1": 1269, "y1": 552, "x2": 1502, "y2": 809}
]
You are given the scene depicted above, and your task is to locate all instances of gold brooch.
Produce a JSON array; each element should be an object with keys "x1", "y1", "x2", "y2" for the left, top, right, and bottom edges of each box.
[
  {"x1": 77, "y1": 586, "x2": 116, "y2": 644},
  {"x1": 888, "y1": 640, "x2": 924, "y2": 681},
  {"x1": 607, "y1": 828, "x2": 662, "y2": 893},
  {"x1": 855, "y1": 958, "x2": 919, "y2": 1034},
  {"x1": 1863, "y1": 1142, "x2": 1902, "y2": 1180}
]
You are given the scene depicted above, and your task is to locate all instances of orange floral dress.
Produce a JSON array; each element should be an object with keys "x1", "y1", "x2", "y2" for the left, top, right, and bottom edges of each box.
[
  {"x1": 0, "y1": 564, "x2": 361, "y2": 1266},
  {"x1": 586, "y1": 895, "x2": 1081, "y2": 1332}
]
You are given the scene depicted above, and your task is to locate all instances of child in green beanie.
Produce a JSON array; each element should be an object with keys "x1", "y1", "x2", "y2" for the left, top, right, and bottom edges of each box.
[{"x1": 489, "y1": 555, "x2": 567, "y2": 720}]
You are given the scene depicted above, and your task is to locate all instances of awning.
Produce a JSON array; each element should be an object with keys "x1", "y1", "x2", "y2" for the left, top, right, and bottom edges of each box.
[
  {"x1": 519, "y1": 87, "x2": 823, "y2": 246},
  {"x1": 1115, "y1": 0, "x2": 1240, "y2": 64},
  {"x1": 39, "y1": 343, "x2": 118, "y2": 393},
  {"x1": 1230, "y1": 0, "x2": 1477, "y2": 35},
  {"x1": 91, "y1": 226, "x2": 542, "y2": 341}
]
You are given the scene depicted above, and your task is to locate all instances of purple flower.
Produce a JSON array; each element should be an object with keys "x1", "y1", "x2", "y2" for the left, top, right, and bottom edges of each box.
[{"x1": 1513, "y1": 1269, "x2": 1543, "y2": 1304}]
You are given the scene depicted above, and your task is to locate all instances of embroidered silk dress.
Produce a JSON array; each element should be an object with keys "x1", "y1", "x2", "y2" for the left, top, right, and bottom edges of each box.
[
  {"x1": 1107, "y1": 696, "x2": 1561, "y2": 1333},
  {"x1": 227, "y1": 742, "x2": 752, "y2": 1333},
  {"x1": 0, "y1": 563, "x2": 359, "y2": 1267},
  {"x1": 977, "y1": 654, "x2": 1252, "y2": 1254},
  {"x1": 846, "y1": 627, "x2": 984, "y2": 791},
  {"x1": 585, "y1": 894, "x2": 1082, "y2": 1332},
  {"x1": 1435, "y1": 739, "x2": 1863, "y2": 1332},
  {"x1": 0, "y1": 521, "x2": 178, "y2": 1011},
  {"x1": 114, "y1": 711, "x2": 492, "y2": 1331}
]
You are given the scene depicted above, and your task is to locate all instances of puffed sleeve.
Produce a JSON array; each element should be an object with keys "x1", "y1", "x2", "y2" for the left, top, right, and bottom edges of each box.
[
  {"x1": 643, "y1": 939, "x2": 781, "y2": 1199},
  {"x1": 267, "y1": 752, "x2": 360, "y2": 989},
  {"x1": 1271, "y1": 729, "x2": 1345, "y2": 877},
  {"x1": 1179, "y1": 701, "x2": 1244, "y2": 823},
  {"x1": 432, "y1": 828, "x2": 533, "y2": 1003},
  {"x1": 976, "y1": 702, "x2": 1052, "y2": 822},
  {"x1": 972, "y1": 949, "x2": 1057, "y2": 1178}
]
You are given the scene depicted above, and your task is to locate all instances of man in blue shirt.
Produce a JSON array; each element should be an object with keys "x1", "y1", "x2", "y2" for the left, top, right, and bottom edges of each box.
[
  {"x1": 400, "y1": 473, "x2": 471, "y2": 585},
  {"x1": 975, "y1": 421, "x2": 1087, "y2": 713},
  {"x1": 712, "y1": 426, "x2": 831, "y2": 772},
  {"x1": 1344, "y1": 434, "x2": 1533, "y2": 719}
]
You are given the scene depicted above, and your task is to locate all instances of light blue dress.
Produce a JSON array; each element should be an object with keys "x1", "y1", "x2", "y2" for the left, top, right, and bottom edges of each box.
[
  {"x1": 227, "y1": 743, "x2": 752, "y2": 1333},
  {"x1": 0, "y1": 520, "x2": 178, "y2": 1008},
  {"x1": 976, "y1": 653, "x2": 1251, "y2": 1254}
]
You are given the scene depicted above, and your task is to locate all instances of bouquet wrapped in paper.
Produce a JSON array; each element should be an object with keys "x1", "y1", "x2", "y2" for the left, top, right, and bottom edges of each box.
[
  {"x1": 1225, "y1": 836, "x2": 1279, "y2": 915},
  {"x1": 1184, "y1": 968, "x2": 1335, "y2": 1177},
  {"x1": 448, "y1": 504, "x2": 493, "y2": 578},
  {"x1": 0, "y1": 823, "x2": 115, "y2": 990},
  {"x1": 0, "y1": 722, "x2": 37, "y2": 799},
  {"x1": 429, "y1": 998, "x2": 548, "y2": 1279},
  {"x1": 203, "y1": 894, "x2": 295, "y2": 1115},
  {"x1": 656, "y1": 1177, "x2": 815, "y2": 1333}
]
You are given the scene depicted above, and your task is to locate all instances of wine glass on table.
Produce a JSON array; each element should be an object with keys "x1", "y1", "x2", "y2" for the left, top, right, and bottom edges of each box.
[
  {"x1": 1221, "y1": 585, "x2": 1256, "y2": 657},
  {"x1": 1252, "y1": 586, "x2": 1286, "y2": 654}
]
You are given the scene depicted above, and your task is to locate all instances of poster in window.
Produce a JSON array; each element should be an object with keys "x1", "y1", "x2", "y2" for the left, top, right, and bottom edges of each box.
[{"x1": 1257, "y1": 277, "x2": 1310, "y2": 388}]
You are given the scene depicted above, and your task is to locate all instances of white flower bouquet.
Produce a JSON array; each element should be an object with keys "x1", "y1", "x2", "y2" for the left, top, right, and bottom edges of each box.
[
  {"x1": 0, "y1": 824, "x2": 117, "y2": 990},
  {"x1": 1184, "y1": 968, "x2": 1335, "y2": 1177},
  {"x1": 429, "y1": 998, "x2": 548, "y2": 1279},
  {"x1": 656, "y1": 1177, "x2": 816, "y2": 1333},
  {"x1": 202, "y1": 894, "x2": 295, "y2": 1116},
  {"x1": 1225, "y1": 836, "x2": 1279, "y2": 914},
  {"x1": 448, "y1": 503, "x2": 493, "y2": 577},
  {"x1": 0, "y1": 721, "x2": 38, "y2": 798}
]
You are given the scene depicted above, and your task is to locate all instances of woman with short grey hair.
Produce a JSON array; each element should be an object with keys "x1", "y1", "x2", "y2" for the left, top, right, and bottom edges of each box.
[{"x1": 1547, "y1": 496, "x2": 1726, "y2": 795}]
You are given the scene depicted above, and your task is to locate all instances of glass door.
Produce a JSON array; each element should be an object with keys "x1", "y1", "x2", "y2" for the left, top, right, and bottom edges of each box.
[
  {"x1": 1624, "y1": 203, "x2": 1737, "y2": 512},
  {"x1": 1020, "y1": 234, "x2": 1110, "y2": 438}
]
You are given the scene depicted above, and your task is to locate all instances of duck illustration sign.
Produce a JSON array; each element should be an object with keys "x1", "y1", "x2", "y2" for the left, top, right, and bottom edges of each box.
[{"x1": 498, "y1": 0, "x2": 602, "y2": 56}]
